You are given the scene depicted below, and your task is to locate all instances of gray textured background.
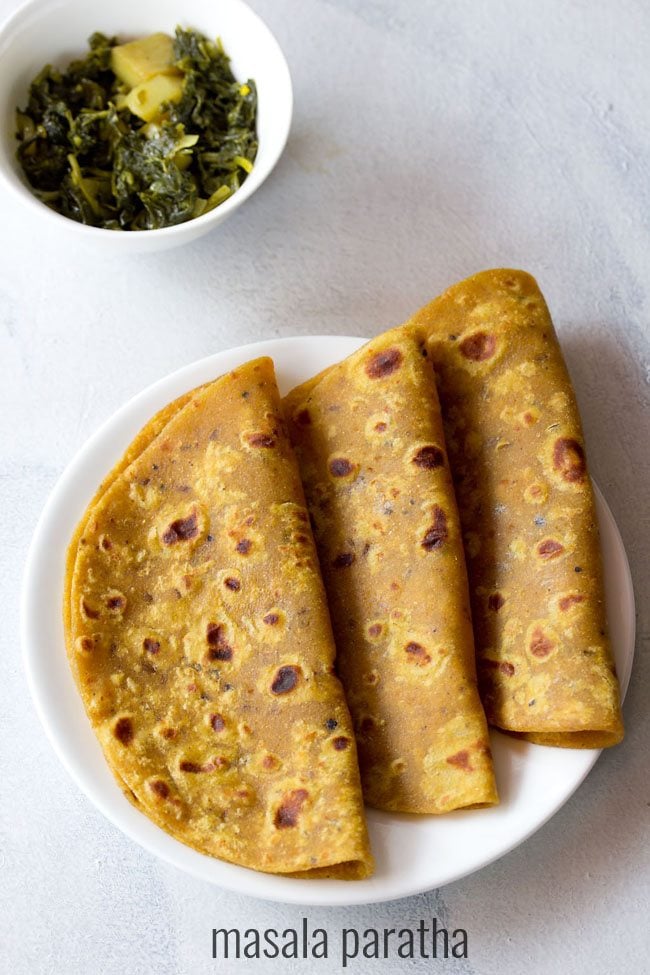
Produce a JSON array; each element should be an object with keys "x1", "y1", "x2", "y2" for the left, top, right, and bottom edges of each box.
[{"x1": 1, "y1": 1, "x2": 648, "y2": 973}]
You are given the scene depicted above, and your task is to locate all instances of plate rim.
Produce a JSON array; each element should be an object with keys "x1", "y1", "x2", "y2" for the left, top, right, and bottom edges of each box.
[{"x1": 21, "y1": 334, "x2": 636, "y2": 906}]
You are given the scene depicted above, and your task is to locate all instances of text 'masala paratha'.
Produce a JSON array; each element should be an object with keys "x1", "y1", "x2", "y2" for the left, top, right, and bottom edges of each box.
[
  {"x1": 284, "y1": 330, "x2": 498, "y2": 812},
  {"x1": 65, "y1": 357, "x2": 373, "y2": 877},
  {"x1": 408, "y1": 269, "x2": 623, "y2": 747}
]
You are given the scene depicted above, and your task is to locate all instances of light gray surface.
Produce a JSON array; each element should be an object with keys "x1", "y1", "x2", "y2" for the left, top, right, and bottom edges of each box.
[{"x1": 1, "y1": 0, "x2": 649, "y2": 973}]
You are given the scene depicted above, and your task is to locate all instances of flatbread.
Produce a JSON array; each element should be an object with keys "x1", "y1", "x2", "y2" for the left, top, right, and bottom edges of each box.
[
  {"x1": 284, "y1": 330, "x2": 498, "y2": 812},
  {"x1": 64, "y1": 387, "x2": 199, "y2": 639},
  {"x1": 65, "y1": 357, "x2": 373, "y2": 877},
  {"x1": 408, "y1": 269, "x2": 623, "y2": 747}
]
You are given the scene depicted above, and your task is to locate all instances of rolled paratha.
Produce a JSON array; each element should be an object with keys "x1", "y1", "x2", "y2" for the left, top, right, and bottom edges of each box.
[
  {"x1": 284, "y1": 330, "x2": 498, "y2": 813},
  {"x1": 65, "y1": 357, "x2": 373, "y2": 878},
  {"x1": 408, "y1": 269, "x2": 623, "y2": 747}
]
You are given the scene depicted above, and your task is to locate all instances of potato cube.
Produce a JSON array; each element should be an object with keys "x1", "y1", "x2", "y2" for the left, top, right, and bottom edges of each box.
[
  {"x1": 125, "y1": 73, "x2": 184, "y2": 122},
  {"x1": 111, "y1": 33, "x2": 179, "y2": 88}
]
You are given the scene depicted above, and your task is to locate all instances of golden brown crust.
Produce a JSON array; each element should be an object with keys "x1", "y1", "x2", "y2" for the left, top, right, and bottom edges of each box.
[
  {"x1": 64, "y1": 388, "x2": 199, "y2": 638},
  {"x1": 284, "y1": 330, "x2": 498, "y2": 812},
  {"x1": 65, "y1": 358, "x2": 373, "y2": 877},
  {"x1": 408, "y1": 269, "x2": 623, "y2": 748}
]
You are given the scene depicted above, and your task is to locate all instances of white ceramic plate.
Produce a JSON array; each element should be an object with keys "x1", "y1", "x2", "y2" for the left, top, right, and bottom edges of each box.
[{"x1": 22, "y1": 336, "x2": 635, "y2": 906}]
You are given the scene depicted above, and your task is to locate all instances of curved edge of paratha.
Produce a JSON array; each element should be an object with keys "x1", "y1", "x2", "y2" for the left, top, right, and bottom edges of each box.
[
  {"x1": 64, "y1": 360, "x2": 374, "y2": 879},
  {"x1": 64, "y1": 386, "x2": 202, "y2": 637}
]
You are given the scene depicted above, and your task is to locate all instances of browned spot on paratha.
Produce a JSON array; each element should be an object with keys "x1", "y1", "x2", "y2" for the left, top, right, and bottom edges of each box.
[
  {"x1": 553, "y1": 437, "x2": 586, "y2": 483},
  {"x1": 365, "y1": 347, "x2": 402, "y2": 378},
  {"x1": 529, "y1": 626, "x2": 555, "y2": 658},
  {"x1": 274, "y1": 788, "x2": 308, "y2": 828},
  {"x1": 149, "y1": 779, "x2": 170, "y2": 799},
  {"x1": 404, "y1": 641, "x2": 431, "y2": 665},
  {"x1": 329, "y1": 457, "x2": 355, "y2": 477},
  {"x1": 537, "y1": 538, "x2": 564, "y2": 559},
  {"x1": 421, "y1": 506, "x2": 448, "y2": 550},
  {"x1": 271, "y1": 665, "x2": 300, "y2": 694},
  {"x1": 446, "y1": 749, "x2": 473, "y2": 770},
  {"x1": 162, "y1": 510, "x2": 199, "y2": 545},
  {"x1": 412, "y1": 445, "x2": 445, "y2": 469},
  {"x1": 459, "y1": 331, "x2": 496, "y2": 361},
  {"x1": 113, "y1": 716, "x2": 133, "y2": 745},
  {"x1": 206, "y1": 623, "x2": 233, "y2": 661}
]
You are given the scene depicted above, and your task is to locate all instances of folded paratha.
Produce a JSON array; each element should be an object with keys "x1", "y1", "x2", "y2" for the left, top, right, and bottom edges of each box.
[
  {"x1": 65, "y1": 358, "x2": 373, "y2": 877},
  {"x1": 408, "y1": 269, "x2": 623, "y2": 747},
  {"x1": 284, "y1": 330, "x2": 498, "y2": 812}
]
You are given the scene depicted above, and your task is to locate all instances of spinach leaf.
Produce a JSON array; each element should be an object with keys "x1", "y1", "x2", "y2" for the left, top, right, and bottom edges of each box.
[{"x1": 15, "y1": 29, "x2": 258, "y2": 231}]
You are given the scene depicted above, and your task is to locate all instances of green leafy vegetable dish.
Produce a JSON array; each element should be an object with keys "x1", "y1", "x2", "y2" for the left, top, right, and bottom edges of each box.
[{"x1": 15, "y1": 29, "x2": 258, "y2": 230}]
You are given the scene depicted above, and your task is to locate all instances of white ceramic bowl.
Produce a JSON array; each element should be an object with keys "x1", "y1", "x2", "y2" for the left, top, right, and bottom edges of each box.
[{"x1": 0, "y1": 0, "x2": 292, "y2": 252}]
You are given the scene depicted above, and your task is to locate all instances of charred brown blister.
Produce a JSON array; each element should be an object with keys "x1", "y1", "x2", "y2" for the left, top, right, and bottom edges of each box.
[
  {"x1": 274, "y1": 788, "x2": 309, "y2": 828},
  {"x1": 113, "y1": 716, "x2": 134, "y2": 745},
  {"x1": 404, "y1": 641, "x2": 432, "y2": 665},
  {"x1": 271, "y1": 665, "x2": 300, "y2": 694},
  {"x1": 104, "y1": 592, "x2": 126, "y2": 615},
  {"x1": 206, "y1": 623, "x2": 233, "y2": 661},
  {"x1": 329, "y1": 457, "x2": 355, "y2": 477},
  {"x1": 162, "y1": 510, "x2": 199, "y2": 545},
  {"x1": 459, "y1": 331, "x2": 496, "y2": 361},
  {"x1": 365, "y1": 347, "x2": 403, "y2": 378},
  {"x1": 553, "y1": 437, "x2": 587, "y2": 483},
  {"x1": 148, "y1": 779, "x2": 170, "y2": 799},
  {"x1": 537, "y1": 538, "x2": 564, "y2": 559},
  {"x1": 421, "y1": 506, "x2": 448, "y2": 551},
  {"x1": 528, "y1": 626, "x2": 556, "y2": 658},
  {"x1": 412, "y1": 445, "x2": 445, "y2": 469}
]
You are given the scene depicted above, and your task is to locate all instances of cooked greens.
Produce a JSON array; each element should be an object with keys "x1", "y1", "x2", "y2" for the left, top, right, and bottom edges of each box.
[{"x1": 15, "y1": 29, "x2": 258, "y2": 230}]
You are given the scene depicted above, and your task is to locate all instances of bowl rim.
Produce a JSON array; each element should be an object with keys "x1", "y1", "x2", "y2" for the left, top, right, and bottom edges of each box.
[{"x1": 0, "y1": 0, "x2": 293, "y2": 238}]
